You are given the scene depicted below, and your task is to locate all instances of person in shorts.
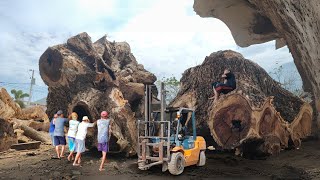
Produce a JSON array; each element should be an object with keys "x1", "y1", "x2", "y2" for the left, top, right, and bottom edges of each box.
[
  {"x1": 209, "y1": 69, "x2": 236, "y2": 102},
  {"x1": 73, "y1": 116, "x2": 94, "y2": 166},
  {"x1": 53, "y1": 110, "x2": 68, "y2": 159},
  {"x1": 67, "y1": 112, "x2": 80, "y2": 161},
  {"x1": 97, "y1": 111, "x2": 112, "y2": 171}
]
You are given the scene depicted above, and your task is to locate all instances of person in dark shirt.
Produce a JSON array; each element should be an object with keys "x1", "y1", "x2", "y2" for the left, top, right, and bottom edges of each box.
[
  {"x1": 53, "y1": 110, "x2": 68, "y2": 159},
  {"x1": 209, "y1": 69, "x2": 236, "y2": 101}
]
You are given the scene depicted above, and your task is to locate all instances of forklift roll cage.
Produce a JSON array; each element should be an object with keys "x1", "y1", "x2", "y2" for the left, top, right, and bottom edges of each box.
[{"x1": 137, "y1": 83, "x2": 200, "y2": 171}]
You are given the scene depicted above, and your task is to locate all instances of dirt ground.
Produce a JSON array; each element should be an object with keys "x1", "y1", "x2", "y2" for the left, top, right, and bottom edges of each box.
[{"x1": 1, "y1": 140, "x2": 320, "y2": 180}]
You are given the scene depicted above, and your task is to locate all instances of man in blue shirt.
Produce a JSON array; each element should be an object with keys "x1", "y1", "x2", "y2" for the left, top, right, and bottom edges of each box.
[{"x1": 53, "y1": 110, "x2": 68, "y2": 159}]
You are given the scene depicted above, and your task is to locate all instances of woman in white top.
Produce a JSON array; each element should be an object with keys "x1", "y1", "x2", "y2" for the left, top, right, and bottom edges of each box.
[
  {"x1": 73, "y1": 116, "x2": 95, "y2": 167},
  {"x1": 67, "y1": 112, "x2": 80, "y2": 161}
]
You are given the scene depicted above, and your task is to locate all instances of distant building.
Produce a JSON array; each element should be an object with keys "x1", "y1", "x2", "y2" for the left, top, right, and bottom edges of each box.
[{"x1": 30, "y1": 97, "x2": 47, "y2": 108}]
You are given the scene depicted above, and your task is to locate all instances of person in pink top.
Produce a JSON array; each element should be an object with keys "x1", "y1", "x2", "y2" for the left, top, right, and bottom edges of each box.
[{"x1": 97, "y1": 111, "x2": 112, "y2": 171}]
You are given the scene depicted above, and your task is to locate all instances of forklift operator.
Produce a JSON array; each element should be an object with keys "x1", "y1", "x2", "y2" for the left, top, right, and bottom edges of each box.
[{"x1": 172, "y1": 112, "x2": 189, "y2": 140}]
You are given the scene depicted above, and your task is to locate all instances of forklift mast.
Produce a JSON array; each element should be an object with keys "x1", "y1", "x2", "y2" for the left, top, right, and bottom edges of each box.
[
  {"x1": 137, "y1": 83, "x2": 206, "y2": 174},
  {"x1": 137, "y1": 83, "x2": 171, "y2": 170}
]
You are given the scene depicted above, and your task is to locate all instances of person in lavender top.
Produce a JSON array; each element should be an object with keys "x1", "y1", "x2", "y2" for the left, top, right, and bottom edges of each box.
[{"x1": 97, "y1": 111, "x2": 111, "y2": 171}]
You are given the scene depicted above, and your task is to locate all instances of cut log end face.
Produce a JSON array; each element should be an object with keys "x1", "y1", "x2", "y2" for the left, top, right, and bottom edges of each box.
[
  {"x1": 294, "y1": 113, "x2": 312, "y2": 137},
  {"x1": 290, "y1": 112, "x2": 312, "y2": 147},
  {"x1": 259, "y1": 108, "x2": 275, "y2": 136},
  {"x1": 39, "y1": 48, "x2": 63, "y2": 83},
  {"x1": 210, "y1": 94, "x2": 252, "y2": 149},
  {"x1": 209, "y1": 93, "x2": 312, "y2": 157},
  {"x1": 209, "y1": 94, "x2": 312, "y2": 157},
  {"x1": 213, "y1": 104, "x2": 251, "y2": 149}
]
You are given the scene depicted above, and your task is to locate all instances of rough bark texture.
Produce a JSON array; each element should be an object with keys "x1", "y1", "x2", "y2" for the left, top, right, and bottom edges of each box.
[
  {"x1": 193, "y1": 0, "x2": 320, "y2": 135},
  {"x1": 0, "y1": 118, "x2": 17, "y2": 151},
  {"x1": 17, "y1": 106, "x2": 49, "y2": 122},
  {"x1": 39, "y1": 32, "x2": 157, "y2": 155},
  {"x1": 0, "y1": 88, "x2": 21, "y2": 119},
  {"x1": 0, "y1": 88, "x2": 19, "y2": 151},
  {"x1": 171, "y1": 50, "x2": 313, "y2": 155}
]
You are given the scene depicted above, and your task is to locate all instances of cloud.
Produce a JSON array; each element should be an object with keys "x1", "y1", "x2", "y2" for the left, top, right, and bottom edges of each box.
[
  {"x1": 0, "y1": 0, "x2": 296, "y2": 100},
  {"x1": 237, "y1": 41, "x2": 294, "y2": 72},
  {"x1": 110, "y1": 0, "x2": 293, "y2": 78},
  {"x1": 0, "y1": 0, "x2": 122, "y2": 100},
  {"x1": 0, "y1": 0, "x2": 117, "y2": 32}
]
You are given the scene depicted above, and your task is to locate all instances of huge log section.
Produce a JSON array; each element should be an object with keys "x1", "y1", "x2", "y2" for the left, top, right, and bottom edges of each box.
[
  {"x1": 39, "y1": 33, "x2": 157, "y2": 155},
  {"x1": 171, "y1": 50, "x2": 312, "y2": 156}
]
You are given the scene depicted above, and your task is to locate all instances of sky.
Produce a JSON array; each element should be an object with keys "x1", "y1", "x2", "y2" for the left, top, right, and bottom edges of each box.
[{"x1": 0, "y1": 0, "x2": 296, "y2": 101}]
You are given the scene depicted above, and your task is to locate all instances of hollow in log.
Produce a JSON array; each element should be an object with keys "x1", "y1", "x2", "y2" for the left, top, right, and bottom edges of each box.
[{"x1": 39, "y1": 33, "x2": 157, "y2": 155}]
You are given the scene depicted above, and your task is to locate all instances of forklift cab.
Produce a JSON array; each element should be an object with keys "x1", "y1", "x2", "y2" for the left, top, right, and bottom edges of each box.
[
  {"x1": 169, "y1": 108, "x2": 196, "y2": 150},
  {"x1": 150, "y1": 107, "x2": 196, "y2": 150}
]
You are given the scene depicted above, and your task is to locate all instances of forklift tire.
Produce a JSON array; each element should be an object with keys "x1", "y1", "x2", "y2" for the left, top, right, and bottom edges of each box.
[
  {"x1": 138, "y1": 162, "x2": 148, "y2": 170},
  {"x1": 168, "y1": 152, "x2": 185, "y2": 175},
  {"x1": 197, "y1": 150, "x2": 206, "y2": 166}
]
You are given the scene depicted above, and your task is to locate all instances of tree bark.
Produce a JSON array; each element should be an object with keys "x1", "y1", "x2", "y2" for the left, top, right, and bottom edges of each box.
[
  {"x1": 171, "y1": 50, "x2": 313, "y2": 156},
  {"x1": 0, "y1": 118, "x2": 17, "y2": 151},
  {"x1": 39, "y1": 33, "x2": 157, "y2": 155}
]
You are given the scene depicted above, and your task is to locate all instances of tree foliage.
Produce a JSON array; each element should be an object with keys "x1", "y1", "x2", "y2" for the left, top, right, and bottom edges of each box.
[
  {"x1": 156, "y1": 76, "x2": 180, "y2": 104},
  {"x1": 269, "y1": 65, "x2": 306, "y2": 98},
  {"x1": 10, "y1": 89, "x2": 29, "y2": 108}
]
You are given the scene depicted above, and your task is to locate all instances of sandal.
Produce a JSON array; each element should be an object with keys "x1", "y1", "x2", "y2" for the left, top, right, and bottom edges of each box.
[{"x1": 73, "y1": 163, "x2": 82, "y2": 167}]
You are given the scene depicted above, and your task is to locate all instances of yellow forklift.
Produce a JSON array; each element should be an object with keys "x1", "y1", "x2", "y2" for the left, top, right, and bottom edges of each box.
[{"x1": 137, "y1": 83, "x2": 206, "y2": 175}]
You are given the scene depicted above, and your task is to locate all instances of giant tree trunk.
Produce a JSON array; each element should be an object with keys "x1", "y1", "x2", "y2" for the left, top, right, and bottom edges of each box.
[
  {"x1": 171, "y1": 50, "x2": 313, "y2": 156},
  {"x1": 39, "y1": 33, "x2": 157, "y2": 155},
  {"x1": 193, "y1": 0, "x2": 320, "y2": 136}
]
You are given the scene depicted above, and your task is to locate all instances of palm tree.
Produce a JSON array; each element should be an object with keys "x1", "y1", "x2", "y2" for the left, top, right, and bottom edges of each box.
[{"x1": 10, "y1": 89, "x2": 29, "y2": 108}]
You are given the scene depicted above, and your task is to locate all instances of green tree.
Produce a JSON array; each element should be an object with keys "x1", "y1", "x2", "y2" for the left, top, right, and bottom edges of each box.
[
  {"x1": 156, "y1": 76, "x2": 180, "y2": 104},
  {"x1": 10, "y1": 89, "x2": 29, "y2": 108}
]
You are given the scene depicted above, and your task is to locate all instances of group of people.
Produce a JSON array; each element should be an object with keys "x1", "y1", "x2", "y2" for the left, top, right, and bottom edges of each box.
[
  {"x1": 45, "y1": 68, "x2": 234, "y2": 171},
  {"x1": 49, "y1": 110, "x2": 111, "y2": 171}
]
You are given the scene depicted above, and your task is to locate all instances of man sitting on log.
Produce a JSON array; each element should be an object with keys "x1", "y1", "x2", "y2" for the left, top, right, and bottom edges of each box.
[{"x1": 209, "y1": 69, "x2": 236, "y2": 101}]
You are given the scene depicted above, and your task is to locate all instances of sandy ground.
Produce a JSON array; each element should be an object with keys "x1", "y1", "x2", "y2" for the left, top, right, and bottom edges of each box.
[{"x1": 0, "y1": 140, "x2": 320, "y2": 180}]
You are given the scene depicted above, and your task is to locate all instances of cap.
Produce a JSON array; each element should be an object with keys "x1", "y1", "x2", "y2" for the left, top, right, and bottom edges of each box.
[
  {"x1": 57, "y1": 110, "x2": 63, "y2": 115},
  {"x1": 82, "y1": 116, "x2": 89, "y2": 121},
  {"x1": 101, "y1": 111, "x2": 108, "y2": 117}
]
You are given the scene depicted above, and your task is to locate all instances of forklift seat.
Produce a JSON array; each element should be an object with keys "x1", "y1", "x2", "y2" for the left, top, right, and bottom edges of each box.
[{"x1": 182, "y1": 136, "x2": 194, "y2": 149}]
